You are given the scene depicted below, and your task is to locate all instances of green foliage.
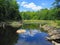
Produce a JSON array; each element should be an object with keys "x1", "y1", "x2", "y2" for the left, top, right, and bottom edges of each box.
[
  {"x1": 20, "y1": 11, "x2": 36, "y2": 20},
  {"x1": 0, "y1": 0, "x2": 22, "y2": 21},
  {"x1": 20, "y1": 8, "x2": 60, "y2": 20},
  {"x1": 52, "y1": 0, "x2": 60, "y2": 8},
  {"x1": 0, "y1": 0, "x2": 22, "y2": 45},
  {"x1": 20, "y1": 0, "x2": 60, "y2": 20}
]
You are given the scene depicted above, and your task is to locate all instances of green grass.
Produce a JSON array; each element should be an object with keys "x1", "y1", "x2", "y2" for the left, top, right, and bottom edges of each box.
[{"x1": 23, "y1": 20, "x2": 60, "y2": 28}]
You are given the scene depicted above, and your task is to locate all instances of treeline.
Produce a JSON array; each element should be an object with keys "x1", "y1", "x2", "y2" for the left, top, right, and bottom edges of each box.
[
  {"x1": 0, "y1": 0, "x2": 22, "y2": 21},
  {"x1": 20, "y1": 0, "x2": 60, "y2": 20},
  {"x1": 20, "y1": 8, "x2": 60, "y2": 20}
]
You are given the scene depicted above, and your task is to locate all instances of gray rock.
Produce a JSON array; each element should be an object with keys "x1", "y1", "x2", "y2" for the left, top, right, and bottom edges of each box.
[{"x1": 41, "y1": 25, "x2": 60, "y2": 45}]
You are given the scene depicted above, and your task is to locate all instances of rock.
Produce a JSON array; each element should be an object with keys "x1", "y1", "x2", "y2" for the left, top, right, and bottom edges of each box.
[
  {"x1": 52, "y1": 41, "x2": 60, "y2": 45},
  {"x1": 48, "y1": 29, "x2": 60, "y2": 39},
  {"x1": 41, "y1": 24, "x2": 55, "y2": 31},
  {"x1": 41, "y1": 24, "x2": 60, "y2": 45},
  {"x1": 16, "y1": 29, "x2": 26, "y2": 34}
]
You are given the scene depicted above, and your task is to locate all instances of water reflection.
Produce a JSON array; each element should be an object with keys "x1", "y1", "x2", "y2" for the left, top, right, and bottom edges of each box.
[{"x1": 15, "y1": 29, "x2": 52, "y2": 45}]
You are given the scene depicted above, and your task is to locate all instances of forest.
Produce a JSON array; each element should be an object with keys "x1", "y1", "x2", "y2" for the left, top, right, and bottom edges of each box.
[
  {"x1": 20, "y1": 0, "x2": 60, "y2": 20},
  {"x1": 0, "y1": 0, "x2": 60, "y2": 21},
  {"x1": 0, "y1": 0, "x2": 22, "y2": 21}
]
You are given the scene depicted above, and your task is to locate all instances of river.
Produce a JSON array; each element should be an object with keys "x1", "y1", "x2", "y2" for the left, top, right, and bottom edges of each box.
[{"x1": 15, "y1": 29, "x2": 53, "y2": 45}]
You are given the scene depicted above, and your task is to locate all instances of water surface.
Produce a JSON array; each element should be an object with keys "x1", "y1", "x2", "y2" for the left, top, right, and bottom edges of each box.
[{"x1": 15, "y1": 29, "x2": 52, "y2": 45}]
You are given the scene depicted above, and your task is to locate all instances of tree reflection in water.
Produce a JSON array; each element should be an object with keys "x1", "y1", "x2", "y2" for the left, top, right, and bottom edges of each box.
[{"x1": 0, "y1": 25, "x2": 19, "y2": 45}]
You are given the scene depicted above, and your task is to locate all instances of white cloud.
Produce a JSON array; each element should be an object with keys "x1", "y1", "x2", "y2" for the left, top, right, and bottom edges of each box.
[
  {"x1": 17, "y1": 2, "x2": 20, "y2": 4},
  {"x1": 21, "y1": 1, "x2": 27, "y2": 6},
  {"x1": 21, "y1": 1, "x2": 42, "y2": 11}
]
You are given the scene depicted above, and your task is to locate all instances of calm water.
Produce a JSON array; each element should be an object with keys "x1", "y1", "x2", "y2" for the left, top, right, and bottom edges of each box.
[{"x1": 15, "y1": 29, "x2": 53, "y2": 45}]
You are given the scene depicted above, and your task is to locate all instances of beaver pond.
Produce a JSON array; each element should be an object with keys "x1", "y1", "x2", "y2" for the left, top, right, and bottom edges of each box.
[{"x1": 15, "y1": 24, "x2": 53, "y2": 45}]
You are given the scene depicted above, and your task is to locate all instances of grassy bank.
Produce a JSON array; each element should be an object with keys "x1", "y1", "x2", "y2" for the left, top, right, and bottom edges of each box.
[{"x1": 23, "y1": 20, "x2": 60, "y2": 28}]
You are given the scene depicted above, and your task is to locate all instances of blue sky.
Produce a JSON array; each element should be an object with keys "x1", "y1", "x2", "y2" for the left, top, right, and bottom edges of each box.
[{"x1": 16, "y1": 0, "x2": 55, "y2": 11}]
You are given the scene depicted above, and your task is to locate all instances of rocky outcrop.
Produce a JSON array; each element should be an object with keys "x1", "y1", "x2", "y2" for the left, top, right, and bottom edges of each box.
[{"x1": 41, "y1": 24, "x2": 60, "y2": 45}]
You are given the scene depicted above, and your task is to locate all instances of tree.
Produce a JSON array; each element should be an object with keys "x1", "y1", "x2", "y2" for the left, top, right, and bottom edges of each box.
[
  {"x1": 0, "y1": 0, "x2": 22, "y2": 45},
  {"x1": 53, "y1": 0, "x2": 60, "y2": 8},
  {"x1": 0, "y1": 0, "x2": 22, "y2": 21},
  {"x1": 52, "y1": 0, "x2": 60, "y2": 19}
]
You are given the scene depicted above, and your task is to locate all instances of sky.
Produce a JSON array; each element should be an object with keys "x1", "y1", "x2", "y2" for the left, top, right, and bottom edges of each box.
[{"x1": 16, "y1": 0, "x2": 55, "y2": 12}]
